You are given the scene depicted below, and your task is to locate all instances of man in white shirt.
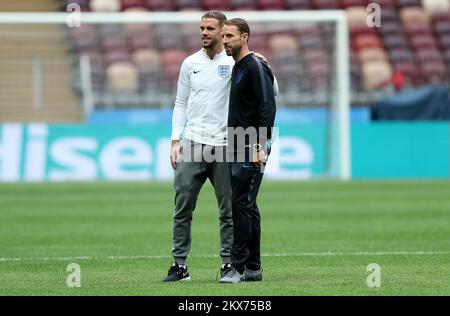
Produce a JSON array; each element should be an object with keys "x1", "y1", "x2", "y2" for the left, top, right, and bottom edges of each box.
[{"x1": 163, "y1": 11, "x2": 234, "y2": 282}]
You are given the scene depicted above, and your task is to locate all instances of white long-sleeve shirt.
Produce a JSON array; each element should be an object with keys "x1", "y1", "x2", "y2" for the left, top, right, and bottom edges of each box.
[{"x1": 171, "y1": 49, "x2": 278, "y2": 146}]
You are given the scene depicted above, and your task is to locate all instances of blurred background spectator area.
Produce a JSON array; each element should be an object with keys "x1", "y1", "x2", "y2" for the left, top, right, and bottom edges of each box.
[{"x1": 0, "y1": 0, "x2": 449, "y2": 121}]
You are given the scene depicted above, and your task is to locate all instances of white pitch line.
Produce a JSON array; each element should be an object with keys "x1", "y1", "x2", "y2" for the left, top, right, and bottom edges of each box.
[{"x1": 1, "y1": 251, "x2": 450, "y2": 263}]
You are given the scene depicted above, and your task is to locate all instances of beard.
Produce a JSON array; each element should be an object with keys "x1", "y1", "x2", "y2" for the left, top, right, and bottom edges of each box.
[
  {"x1": 202, "y1": 37, "x2": 217, "y2": 49},
  {"x1": 225, "y1": 43, "x2": 241, "y2": 57}
]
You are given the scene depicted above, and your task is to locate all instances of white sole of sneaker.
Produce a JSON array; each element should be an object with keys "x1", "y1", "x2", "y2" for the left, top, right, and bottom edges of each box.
[{"x1": 180, "y1": 277, "x2": 191, "y2": 281}]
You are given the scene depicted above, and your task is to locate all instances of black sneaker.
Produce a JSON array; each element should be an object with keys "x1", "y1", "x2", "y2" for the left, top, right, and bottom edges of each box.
[
  {"x1": 220, "y1": 263, "x2": 233, "y2": 278},
  {"x1": 163, "y1": 263, "x2": 191, "y2": 282}
]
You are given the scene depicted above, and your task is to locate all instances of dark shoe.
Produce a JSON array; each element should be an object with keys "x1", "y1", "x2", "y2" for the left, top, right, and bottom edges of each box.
[
  {"x1": 241, "y1": 268, "x2": 263, "y2": 281},
  {"x1": 163, "y1": 263, "x2": 191, "y2": 282},
  {"x1": 219, "y1": 266, "x2": 243, "y2": 283}
]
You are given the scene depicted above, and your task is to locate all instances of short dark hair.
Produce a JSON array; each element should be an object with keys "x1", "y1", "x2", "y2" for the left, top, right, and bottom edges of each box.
[
  {"x1": 223, "y1": 18, "x2": 250, "y2": 39},
  {"x1": 201, "y1": 11, "x2": 227, "y2": 26}
]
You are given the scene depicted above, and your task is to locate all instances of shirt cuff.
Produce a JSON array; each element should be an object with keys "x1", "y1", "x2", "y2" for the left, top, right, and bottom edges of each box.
[{"x1": 171, "y1": 127, "x2": 183, "y2": 141}]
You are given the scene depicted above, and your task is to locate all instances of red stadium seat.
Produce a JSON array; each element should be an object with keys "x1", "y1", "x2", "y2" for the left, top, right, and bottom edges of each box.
[
  {"x1": 121, "y1": 0, "x2": 147, "y2": 11},
  {"x1": 313, "y1": 0, "x2": 339, "y2": 9},
  {"x1": 63, "y1": 0, "x2": 90, "y2": 11},
  {"x1": 409, "y1": 34, "x2": 438, "y2": 51},
  {"x1": 404, "y1": 23, "x2": 433, "y2": 37},
  {"x1": 201, "y1": 0, "x2": 230, "y2": 10},
  {"x1": 358, "y1": 47, "x2": 388, "y2": 63},
  {"x1": 257, "y1": 0, "x2": 286, "y2": 10},
  {"x1": 176, "y1": 0, "x2": 202, "y2": 10},
  {"x1": 106, "y1": 62, "x2": 139, "y2": 93},
  {"x1": 396, "y1": 0, "x2": 421, "y2": 8},
  {"x1": 415, "y1": 48, "x2": 444, "y2": 63},
  {"x1": 438, "y1": 34, "x2": 450, "y2": 49},
  {"x1": 430, "y1": 12, "x2": 450, "y2": 24},
  {"x1": 370, "y1": 0, "x2": 395, "y2": 7}
]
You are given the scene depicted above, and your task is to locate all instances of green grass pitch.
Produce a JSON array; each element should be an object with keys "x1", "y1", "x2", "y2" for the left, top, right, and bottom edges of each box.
[{"x1": 0, "y1": 180, "x2": 449, "y2": 295}]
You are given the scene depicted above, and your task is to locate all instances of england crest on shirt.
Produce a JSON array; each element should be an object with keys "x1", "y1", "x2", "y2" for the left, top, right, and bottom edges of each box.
[{"x1": 218, "y1": 65, "x2": 231, "y2": 78}]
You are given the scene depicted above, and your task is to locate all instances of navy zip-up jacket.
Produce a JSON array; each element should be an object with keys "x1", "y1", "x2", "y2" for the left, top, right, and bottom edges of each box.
[{"x1": 228, "y1": 53, "x2": 276, "y2": 156}]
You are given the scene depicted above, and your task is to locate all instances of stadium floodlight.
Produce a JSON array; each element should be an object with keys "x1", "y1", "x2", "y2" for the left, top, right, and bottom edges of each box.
[{"x1": 0, "y1": 11, "x2": 350, "y2": 180}]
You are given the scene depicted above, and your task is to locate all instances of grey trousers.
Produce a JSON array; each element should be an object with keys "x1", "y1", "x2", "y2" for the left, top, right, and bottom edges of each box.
[{"x1": 172, "y1": 139, "x2": 233, "y2": 265}]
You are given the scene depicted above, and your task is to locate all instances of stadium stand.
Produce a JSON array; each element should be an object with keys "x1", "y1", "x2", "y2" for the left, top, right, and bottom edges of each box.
[
  {"x1": 1, "y1": 0, "x2": 450, "y2": 120},
  {"x1": 61, "y1": 0, "x2": 450, "y2": 110},
  {"x1": 0, "y1": 0, "x2": 83, "y2": 122}
]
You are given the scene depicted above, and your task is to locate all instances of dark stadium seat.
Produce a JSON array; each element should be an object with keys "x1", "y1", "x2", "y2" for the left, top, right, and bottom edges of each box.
[
  {"x1": 382, "y1": 34, "x2": 409, "y2": 49},
  {"x1": 379, "y1": 7, "x2": 399, "y2": 22},
  {"x1": 416, "y1": 47, "x2": 444, "y2": 62},
  {"x1": 145, "y1": 0, "x2": 175, "y2": 10},
  {"x1": 388, "y1": 48, "x2": 415, "y2": 63},
  {"x1": 379, "y1": 21, "x2": 404, "y2": 36},
  {"x1": 438, "y1": 34, "x2": 450, "y2": 49},
  {"x1": 409, "y1": 34, "x2": 438, "y2": 51},
  {"x1": 285, "y1": 0, "x2": 312, "y2": 9},
  {"x1": 175, "y1": 0, "x2": 202, "y2": 10},
  {"x1": 434, "y1": 20, "x2": 450, "y2": 35},
  {"x1": 420, "y1": 61, "x2": 448, "y2": 84},
  {"x1": 105, "y1": 50, "x2": 131, "y2": 64},
  {"x1": 230, "y1": 0, "x2": 257, "y2": 10},
  {"x1": 443, "y1": 48, "x2": 450, "y2": 64},
  {"x1": 153, "y1": 24, "x2": 184, "y2": 50},
  {"x1": 99, "y1": 24, "x2": 125, "y2": 38},
  {"x1": 90, "y1": 0, "x2": 121, "y2": 11}
]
